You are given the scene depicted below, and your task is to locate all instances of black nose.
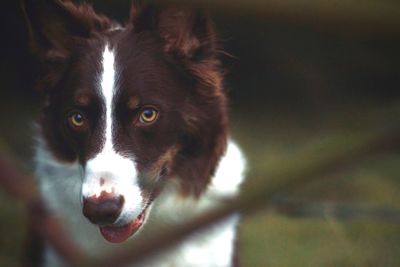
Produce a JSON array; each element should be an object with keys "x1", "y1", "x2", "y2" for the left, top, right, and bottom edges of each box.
[{"x1": 82, "y1": 194, "x2": 124, "y2": 225}]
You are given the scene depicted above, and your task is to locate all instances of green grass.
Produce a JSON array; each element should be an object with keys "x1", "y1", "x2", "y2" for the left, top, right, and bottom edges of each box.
[
  {"x1": 240, "y1": 214, "x2": 400, "y2": 267},
  {"x1": 233, "y1": 103, "x2": 400, "y2": 266},
  {"x1": 237, "y1": 149, "x2": 400, "y2": 267}
]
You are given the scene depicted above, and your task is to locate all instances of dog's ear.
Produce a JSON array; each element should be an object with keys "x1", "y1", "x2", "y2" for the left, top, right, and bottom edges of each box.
[
  {"x1": 22, "y1": 0, "x2": 111, "y2": 91},
  {"x1": 131, "y1": 2, "x2": 223, "y2": 90},
  {"x1": 131, "y1": 3, "x2": 217, "y2": 61},
  {"x1": 22, "y1": 0, "x2": 111, "y2": 59}
]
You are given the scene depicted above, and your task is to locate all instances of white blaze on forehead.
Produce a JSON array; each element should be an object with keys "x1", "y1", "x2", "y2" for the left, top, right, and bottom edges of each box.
[
  {"x1": 101, "y1": 46, "x2": 115, "y2": 152},
  {"x1": 82, "y1": 45, "x2": 143, "y2": 224}
]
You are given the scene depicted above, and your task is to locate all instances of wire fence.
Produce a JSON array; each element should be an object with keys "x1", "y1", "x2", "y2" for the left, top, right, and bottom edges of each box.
[{"x1": 1, "y1": 124, "x2": 400, "y2": 266}]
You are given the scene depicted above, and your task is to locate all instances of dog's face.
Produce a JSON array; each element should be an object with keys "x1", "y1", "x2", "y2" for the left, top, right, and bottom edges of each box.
[{"x1": 23, "y1": 0, "x2": 227, "y2": 242}]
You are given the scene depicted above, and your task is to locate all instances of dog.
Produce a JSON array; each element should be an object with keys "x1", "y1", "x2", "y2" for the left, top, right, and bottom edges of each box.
[{"x1": 23, "y1": 0, "x2": 246, "y2": 266}]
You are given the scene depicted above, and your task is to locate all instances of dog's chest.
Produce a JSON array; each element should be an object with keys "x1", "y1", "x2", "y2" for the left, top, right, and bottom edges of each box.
[{"x1": 34, "y1": 138, "x2": 245, "y2": 267}]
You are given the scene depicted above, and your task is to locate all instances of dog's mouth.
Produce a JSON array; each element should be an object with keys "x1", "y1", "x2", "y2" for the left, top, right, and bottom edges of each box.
[{"x1": 99, "y1": 207, "x2": 149, "y2": 243}]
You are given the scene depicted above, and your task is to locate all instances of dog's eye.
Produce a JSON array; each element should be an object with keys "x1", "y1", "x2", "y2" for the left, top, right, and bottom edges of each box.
[
  {"x1": 139, "y1": 107, "x2": 159, "y2": 125},
  {"x1": 68, "y1": 112, "x2": 87, "y2": 131}
]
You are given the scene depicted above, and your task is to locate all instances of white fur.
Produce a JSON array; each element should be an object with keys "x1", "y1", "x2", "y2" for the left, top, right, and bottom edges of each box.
[
  {"x1": 35, "y1": 138, "x2": 246, "y2": 267},
  {"x1": 83, "y1": 46, "x2": 144, "y2": 224}
]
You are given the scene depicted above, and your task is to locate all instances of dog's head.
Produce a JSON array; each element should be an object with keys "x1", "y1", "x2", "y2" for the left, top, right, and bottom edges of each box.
[{"x1": 23, "y1": 0, "x2": 227, "y2": 243}]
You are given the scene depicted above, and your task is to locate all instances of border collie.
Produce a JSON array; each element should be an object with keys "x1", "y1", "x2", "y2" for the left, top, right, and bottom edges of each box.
[{"x1": 23, "y1": 0, "x2": 246, "y2": 266}]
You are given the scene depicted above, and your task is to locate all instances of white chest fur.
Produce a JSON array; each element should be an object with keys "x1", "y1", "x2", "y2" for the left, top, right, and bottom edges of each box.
[{"x1": 35, "y1": 138, "x2": 246, "y2": 267}]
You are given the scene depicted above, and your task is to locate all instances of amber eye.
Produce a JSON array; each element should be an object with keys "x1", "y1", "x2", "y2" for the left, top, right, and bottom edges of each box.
[
  {"x1": 139, "y1": 107, "x2": 159, "y2": 125},
  {"x1": 68, "y1": 112, "x2": 86, "y2": 130}
]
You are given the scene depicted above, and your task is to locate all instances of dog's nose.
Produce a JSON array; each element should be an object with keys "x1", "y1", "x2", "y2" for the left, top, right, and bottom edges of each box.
[{"x1": 82, "y1": 193, "x2": 124, "y2": 225}]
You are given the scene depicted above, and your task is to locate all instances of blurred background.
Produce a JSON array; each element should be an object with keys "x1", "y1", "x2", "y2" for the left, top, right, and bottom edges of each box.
[{"x1": 1, "y1": 0, "x2": 400, "y2": 266}]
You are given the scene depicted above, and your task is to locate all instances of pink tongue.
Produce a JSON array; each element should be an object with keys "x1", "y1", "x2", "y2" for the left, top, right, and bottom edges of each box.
[
  {"x1": 99, "y1": 218, "x2": 142, "y2": 243},
  {"x1": 100, "y1": 225, "x2": 131, "y2": 243}
]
